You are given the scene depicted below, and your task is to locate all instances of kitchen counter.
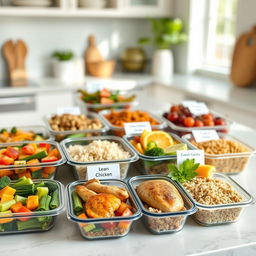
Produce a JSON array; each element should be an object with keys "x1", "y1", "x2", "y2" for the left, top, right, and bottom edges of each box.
[{"x1": 0, "y1": 84, "x2": 256, "y2": 256}]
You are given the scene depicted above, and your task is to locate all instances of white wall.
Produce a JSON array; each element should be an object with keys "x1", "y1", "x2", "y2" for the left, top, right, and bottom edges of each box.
[{"x1": 0, "y1": 17, "x2": 150, "y2": 79}]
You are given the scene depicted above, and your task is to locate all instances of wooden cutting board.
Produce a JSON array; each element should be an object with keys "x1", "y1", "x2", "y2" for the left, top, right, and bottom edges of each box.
[{"x1": 230, "y1": 26, "x2": 256, "y2": 87}]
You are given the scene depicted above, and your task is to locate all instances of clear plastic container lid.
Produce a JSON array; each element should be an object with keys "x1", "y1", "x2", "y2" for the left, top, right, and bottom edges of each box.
[
  {"x1": 163, "y1": 110, "x2": 233, "y2": 132},
  {"x1": 99, "y1": 109, "x2": 167, "y2": 132},
  {"x1": 0, "y1": 125, "x2": 52, "y2": 142},
  {"x1": 66, "y1": 179, "x2": 142, "y2": 224},
  {"x1": 181, "y1": 173, "x2": 254, "y2": 210},
  {"x1": 0, "y1": 140, "x2": 66, "y2": 170},
  {"x1": 182, "y1": 133, "x2": 256, "y2": 159},
  {"x1": 128, "y1": 175, "x2": 197, "y2": 217},
  {"x1": 123, "y1": 132, "x2": 194, "y2": 161},
  {"x1": 60, "y1": 135, "x2": 138, "y2": 166},
  {"x1": 43, "y1": 112, "x2": 109, "y2": 136},
  {"x1": 0, "y1": 179, "x2": 65, "y2": 221}
]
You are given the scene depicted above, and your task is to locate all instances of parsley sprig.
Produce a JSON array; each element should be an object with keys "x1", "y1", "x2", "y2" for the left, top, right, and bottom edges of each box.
[{"x1": 168, "y1": 159, "x2": 199, "y2": 183}]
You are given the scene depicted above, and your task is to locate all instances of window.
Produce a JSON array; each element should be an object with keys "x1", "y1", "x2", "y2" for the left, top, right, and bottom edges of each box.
[{"x1": 203, "y1": 0, "x2": 237, "y2": 71}]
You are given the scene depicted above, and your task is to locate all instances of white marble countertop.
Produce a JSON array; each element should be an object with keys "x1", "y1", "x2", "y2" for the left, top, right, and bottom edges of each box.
[{"x1": 0, "y1": 84, "x2": 256, "y2": 256}]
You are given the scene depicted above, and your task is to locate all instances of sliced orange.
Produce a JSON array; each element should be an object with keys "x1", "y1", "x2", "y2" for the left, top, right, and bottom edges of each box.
[
  {"x1": 195, "y1": 165, "x2": 215, "y2": 178},
  {"x1": 141, "y1": 131, "x2": 173, "y2": 149},
  {"x1": 135, "y1": 143, "x2": 144, "y2": 154},
  {"x1": 140, "y1": 130, "x2": 151, "y2": 148}
]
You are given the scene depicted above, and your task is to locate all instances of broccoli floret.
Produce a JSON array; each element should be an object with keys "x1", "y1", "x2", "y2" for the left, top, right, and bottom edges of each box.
[
  {"x1": 0, "y1": 176, "x2": 11, "y2": 189},
  {"x1": 145, "y1": 147, "x2": 165, "y2": 156}
]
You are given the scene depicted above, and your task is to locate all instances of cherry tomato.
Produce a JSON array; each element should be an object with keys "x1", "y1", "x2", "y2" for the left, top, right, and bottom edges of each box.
[
  {"x1": 22, "y1": 144, "x2": 37, "y2": 155},
  {"x1": 168, "y1": 112, "x2": 179, "y2": 123},
  {"x1": 214, "y1": 118, "x2": 226, "y2": 126},
  {"x1": 170, "y1": 105, "x2": 179, "y2": 113},
  {"x1": 41, "y1": 156, "x2": 58, "y2": 163},
  {"x1": 203, "y1": 119, "x2": 214, "y2": 126},
  {"x1": 4, "y1": 147, "x2": 19, "y2": 160},
  {"x1": 101, "y1": 222, "x2": 116, "y2": 229},
  {"x1": 184, "y1": 117, "x2": 195, "y2": 127},
  {"x1": 121, "y1": 208, "x2": 133, "y2": 217},
  {"x1": 133, "y1": 136, "x2": 140, "y2": 143},
  {"x1": 202, "y1": 113, "x2": 214, "y2": 121},
  {"x1": 0, "y1": 155, "x2": 14, "y2": 165},
  {"x1": 177, "y1": 115, "x2": 186, "y2": 125},
  {"x1": 194, "y1": 120, "x2": 204, "y2": 127}
]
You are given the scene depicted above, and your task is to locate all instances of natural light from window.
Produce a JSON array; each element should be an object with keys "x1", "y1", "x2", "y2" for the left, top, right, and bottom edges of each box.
[{"x1": 203, "y1": 0, "x2": 237, "y2": 71}]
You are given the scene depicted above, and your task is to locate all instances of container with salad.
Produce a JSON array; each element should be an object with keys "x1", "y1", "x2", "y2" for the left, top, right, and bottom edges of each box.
[
  {"x1": 77, "y1": 88, "x2": 137, "y2": 113},
  {"x1": 0, "y1": 141, "x2": 66, "y2": 180},
  {"x1": 124, "y1": 130, "x2": 193, "y2": 175},
  {"x1": 0, "y1": 126, "x2": 51, "y2": 143},
  {"x1": 66, "y1": 178, "x2": 141, "y2": 240},
  {"x1": 0, "y1": 176, "x2": 64, "y2": 234}
]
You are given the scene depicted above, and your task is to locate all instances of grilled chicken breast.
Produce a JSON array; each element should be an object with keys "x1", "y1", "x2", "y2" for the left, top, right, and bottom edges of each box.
[
  {"x1": 136, "y1": 180, "x2": 184, "y2": 212},
  {"x1": 85, "y1": 193, "x2": 121, "y2": 218},
  {"x1": 84, "y1": 179, "x2": 129, "y2": 201}
]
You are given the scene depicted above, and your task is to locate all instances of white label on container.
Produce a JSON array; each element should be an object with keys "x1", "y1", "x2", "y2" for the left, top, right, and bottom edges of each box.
[
  {"x1": 182, "y1": 101, "x2": 209, "y2": 116},
  {"x1": 177, "y1": 150, "x2": 205, "y2": 165},
  {"x1": 57, "y1": 106, "x2": 81, "y2": 115},
  {"x1": 192, "y1": 130, "x2": 219, "y2": 143},
  {"x1": 85, "y1": 81, "x2": 105, "y2": 93},
  {"x1": 124, "y1": 122, "x2": 152, "y2": 135},
  {"x1": 87, "y1": 164, "x2": 120, "y2": 180}
]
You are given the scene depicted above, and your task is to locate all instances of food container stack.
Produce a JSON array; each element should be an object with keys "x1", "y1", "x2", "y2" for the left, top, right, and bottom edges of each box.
[
  {"x1": 60, "y1": 136, "x2": 138, "y2": 180},
  {"x1": 128, "y1": 175, "x2": 196, "y2": 234},
  {"x1": 66, "y1": 179, "x2": 142, "y2": 240},
  {"x1": 0, "y1": 141, "x2": 66, "y2": 180},
  {"x1": 44, "y1": 112, "x2": 109, "y2": 141}
]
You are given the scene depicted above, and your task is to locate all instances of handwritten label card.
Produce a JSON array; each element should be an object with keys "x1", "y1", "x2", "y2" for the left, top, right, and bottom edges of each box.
[
  {"x1": 182, "y1": 101, "x2": 209, "y2": 116},
  {"x1": 124, "y1": 122, "x2": 152, "y2": 135},
  {"x1": 177, "y1": 150, "x2": 205, "y2": 165},
  {"x1": 57, "y1": 106, "x2": 81, "y2": 115},
  {"x1": 87, "y1": 164, "x2": 120, "y2": 180},
  {"x1": 192, "y1": 130, "x2": 219, "y2": 143}
]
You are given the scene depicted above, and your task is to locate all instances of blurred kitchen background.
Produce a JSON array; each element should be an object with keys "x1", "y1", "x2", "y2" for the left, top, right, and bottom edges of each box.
[{"x1": 0, "y1": 0, "x2": 256, "y2": 128}]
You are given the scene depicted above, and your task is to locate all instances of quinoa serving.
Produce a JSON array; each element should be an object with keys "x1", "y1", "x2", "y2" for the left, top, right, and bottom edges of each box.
[{"x1": 183, "y1": 177, "x2": 243, "y2": 205}]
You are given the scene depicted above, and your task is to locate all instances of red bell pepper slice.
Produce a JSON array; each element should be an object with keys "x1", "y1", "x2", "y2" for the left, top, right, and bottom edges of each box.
[
  {"x1": 3, "y1": 147, "x2": 19, "y2": 160},
  {"x1": 16, "y1": 206, "x2": 32, "y2": 221},
  {"x1": 21, "y1": 144, "x2": 37, "y2": 155},
  {"x1": 0, "y1": 155, "x2": 14, "y2": 165},
  {"x1": 41, "y1": 156, "x2": 58, "y2": 163},
  {"x1": 39, "y1": 143, "x2": 51, "y2": 153}
]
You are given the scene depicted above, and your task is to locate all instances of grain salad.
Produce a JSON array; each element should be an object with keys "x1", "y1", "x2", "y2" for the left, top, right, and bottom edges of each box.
[
  {"x1": 183, "y1": 176, "x2": 244, "y2": 225},
  {"x1": 189, "y1": 138, "x2": 252, "y2": 174},
  {"x1": 67, "y1": 140, "x2": 131, "y2": 179}
]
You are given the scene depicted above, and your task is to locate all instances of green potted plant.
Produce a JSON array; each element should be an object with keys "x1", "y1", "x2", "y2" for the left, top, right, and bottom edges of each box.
[
  {"x1": 52, "y1": 50, "x2": 75, "y2": 83},
  {"x1": 138, "y1": 18, "x2": 187, "y2": 82}
]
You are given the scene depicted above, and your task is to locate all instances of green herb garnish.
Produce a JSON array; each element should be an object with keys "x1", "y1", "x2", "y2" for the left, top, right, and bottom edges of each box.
[
  {"x1": 168, "y1": 159, "x2": 199, "y2": 183},
  {"x1": 11, "y1": 127, "x2": 17, "y2": 134},
  {"x1": 144, "y1": 141, "x2": 164, "y2": 156},
  {"x1": 0, "y1": 176, "x2": 11, "y2": 190}
]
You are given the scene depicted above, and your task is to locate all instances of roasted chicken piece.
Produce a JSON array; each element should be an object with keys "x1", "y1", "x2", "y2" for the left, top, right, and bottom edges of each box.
[
  {"x1": 84, "y1": 179, "x2": 129, "y2": 201},
  {"x1": 75, "y1": 185, "x2": 96, "y2": 202},
  {"x1": 85, "y1": 193, "x2": 121, "y2": 218},
  {"x1": 136, "y1": 180, "x2": 184, "y2": 212}
]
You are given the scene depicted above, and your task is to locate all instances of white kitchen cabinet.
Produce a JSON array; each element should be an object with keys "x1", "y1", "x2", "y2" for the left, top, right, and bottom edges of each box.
[
  {"x1": 0, "y1": 0, "x2": 172, "y2": 17},
  {"x1": 0, "y1": 91, "x2": 74, "y2": 126}
]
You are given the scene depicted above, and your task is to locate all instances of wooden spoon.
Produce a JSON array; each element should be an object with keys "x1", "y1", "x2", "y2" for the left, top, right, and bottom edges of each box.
[
  {"x1": 2, "y1": 40, "x2": 15, "y2": 74},
  {"x1": 15, "y1": 39, "x2": 27, "y2": 70}
]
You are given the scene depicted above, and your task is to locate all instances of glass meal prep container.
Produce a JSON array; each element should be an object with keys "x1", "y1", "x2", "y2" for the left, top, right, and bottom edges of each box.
[
  {"x1": 0, "y1": 179, "x2": 64, "y2": 235},
  {"x1": 123, "y1": 132, "x2": 194, "y2": 175},
  {"x1": 0, "y1": 125, "x2": 52, "y2": 143},
  {"x1": 66, "y1": 179, "x2": 142, "y2": 240},
  {"x1": 0, "y1": 141, "x2": 66, "y2": 180},
  {"x1": 182, "y1": 133, "x2": 256, "y2": 174},
  {"x1": 163, "y1": 110, "x2": 233, "y2": 136},
  {"x1": 99, "y1": 109, "x2": 167, "y2": 137},
  {"x1": 128, "y1": 175, "x2": 196, "y2": 234},
  {"x1": 76, "y1": 92, "x2": 138, "y2": 113},
  {"x1": 180, "y1": 173, "x2": 254, "y2": 226},
  {"x1": 43, "y1": 112, "x2": 109, "y2": 142},
  {"x1": 60, "y1": 136, "x2": 138, "y2": 180}
]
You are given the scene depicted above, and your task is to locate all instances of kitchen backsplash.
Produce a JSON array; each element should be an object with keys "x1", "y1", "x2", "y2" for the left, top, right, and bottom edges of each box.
[{"x1": 0, "y1": 16, "x2": 151, "y2": 79}]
